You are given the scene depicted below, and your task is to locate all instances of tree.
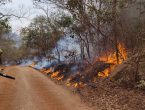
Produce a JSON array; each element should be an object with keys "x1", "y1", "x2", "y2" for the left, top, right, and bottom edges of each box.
[
  {"x1": 33, "y1": 0, "x2": 145, "y2": 68},
  {"x1": 0, "y1": 0, "x2": 11, "y2": 19},
  {"x1": 0, "y1": 49, "x2": 3, "y2": 65},
  {"x1": 21, "y1": 15, "x2": 63, "y2": 59},
  {"x1": 0, "y1": 18, "x2": 11, "y2": 35}
]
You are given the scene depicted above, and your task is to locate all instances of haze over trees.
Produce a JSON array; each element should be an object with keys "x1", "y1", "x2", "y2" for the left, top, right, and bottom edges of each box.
[
  {"x1": 0, "y1": 0, "x2": 24, "y2": 64},
  {"x1": 0, "y1": 0, "x2": 15, "y2": 64},
  {"x1": 21, "y1": 13, "x2": 73, "y2": 61},
  {"x1": 1, "y1": 1, "x2": 145, "y2": 109},
  {"x1": 30, "y1": 0, "x2": 145, "y2": 63},
  {"x1": 1, "y1": 0, "x2": 145, "y2": 65}
]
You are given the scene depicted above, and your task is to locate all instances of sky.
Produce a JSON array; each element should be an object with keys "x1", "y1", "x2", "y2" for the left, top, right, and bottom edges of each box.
[
  {"x1": 1, "y1": 0, "x2": 56, "y2": 33},
  {"x1": 1, "y1": 0, "x2": 34, "y2": 33}
]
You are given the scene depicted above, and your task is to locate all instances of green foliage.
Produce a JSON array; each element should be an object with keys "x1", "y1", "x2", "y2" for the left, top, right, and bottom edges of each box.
[
  {"x1": 67, "y1": 0, "x2": 81, "y2": 10},
  {"x1": 57, "y1": 16, "x2": 73, "y2": 27},
  {"x1": 21, "y1": 15, "x2": 63, "y2": 57},
  {"x1": 32, "y1": 0, "x2": 145, "y2": 61},
  {"x1": 0, "y1": 0, "x2": 11, "y2": 35},
  {"x1": 0, "y1": 35, "x2": 17, "y2": 63},
  {"x1": 0, "y1": 18, "x2": 11, "y2": 35},
  {"x1": 136, "y1": 80, "x2": 145, "y2": 89}
]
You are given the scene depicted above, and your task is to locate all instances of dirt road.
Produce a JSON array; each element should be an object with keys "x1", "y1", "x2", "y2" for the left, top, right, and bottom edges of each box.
[{"x1": 0, "y1": 66, "x2": 91, "y2": 110}]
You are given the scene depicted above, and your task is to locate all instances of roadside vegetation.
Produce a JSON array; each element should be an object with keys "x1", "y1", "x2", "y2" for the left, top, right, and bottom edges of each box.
[{"x1": 1, "y1": 0, "x2": 145, "y2": 109}]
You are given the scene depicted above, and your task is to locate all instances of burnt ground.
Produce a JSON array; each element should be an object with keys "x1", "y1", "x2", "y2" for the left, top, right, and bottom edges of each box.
[
  {"x1": 45, "y1": 71, "x2": 145, "y2": 110},
  {"x1": 74, "y1": 54, "x2": 145, "y2": 110},
  {"x1": 37, "y1": 53, "x2": 145, "y2": 110},
  {"x1": 50, "y1": 76, "x2": 145, "y2": 110},
  {"x1": 76, "y1": 80, "x2": 145, "y2": 110}
]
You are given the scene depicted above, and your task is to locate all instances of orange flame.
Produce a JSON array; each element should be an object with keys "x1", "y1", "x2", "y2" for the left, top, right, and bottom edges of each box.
[
  {"x1": 56, "y1": 75, "x2": 64, "y2": 81},
  {"x1": 40, "y1": 68, "x2": 46, "y2": 72},
  {"x1": 40, "y1": 43, "x2": 127, "y2": 88},
  {"x1": 66, "y1": 78, "x2": 86, "y2": 88},
  {"x1": 51, "y1": 71, "x2": 60, "y2": 78},
  {"x1": 98, "y1": 43, "x2": 127, "y2": 77},
  {"x1": 43, "y1": 69, "x2": 52, "y2": 74}
]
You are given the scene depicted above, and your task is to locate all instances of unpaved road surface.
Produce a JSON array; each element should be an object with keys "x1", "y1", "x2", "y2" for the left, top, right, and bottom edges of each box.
[{"x1": 0, "y1": 66, "x2": 91, "y2": 110}]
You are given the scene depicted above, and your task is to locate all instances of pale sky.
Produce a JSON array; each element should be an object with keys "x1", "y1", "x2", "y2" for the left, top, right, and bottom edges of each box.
[
  {"x1": 1, "y1": 0, "x2": 56, "y2": 33},
  {"x1": 0, "y1": 0, "x2": 34, "y2": 33}
]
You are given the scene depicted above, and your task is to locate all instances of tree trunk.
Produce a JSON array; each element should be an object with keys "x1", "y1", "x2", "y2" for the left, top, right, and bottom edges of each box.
[
  {"x1": 0, "y1": 54, "x2": 2, "y2": 65},
  {"x1": 112, "y1": 0, "x2": 119, "y2": 64}
]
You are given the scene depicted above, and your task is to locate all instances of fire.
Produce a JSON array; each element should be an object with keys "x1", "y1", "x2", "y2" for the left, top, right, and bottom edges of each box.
[
  {"x1": 56, "y1": 75, "x2": 64, "y2": 81},
  {"x1": 43, "y1": 69, "x2": 52, "y2": 74},
  {"x1": 98, "y1": 43, "x2": 127, "y2": 77},
  {"x1": 40, "y1": 67, "x2": 65, "y2": 81},
  {"x1": 66, "y1": 78, "x2": 86, "y2": 88},
  {"x1": 38, "y1": 43, "x2": 127, "y2": 88},
  {"x1": 66, "y1": 82, "x2": 84, "y2": 88},
  {"x1": 51, "y1": 71, "x2": 60, "y2": 78},
  {"x1": 51, "y1": 71, "x2": 64, "y2": 80},
  {"x1": 40, "y1": 68, "x2": 46, "y2": 72},
  {"x1": 29, "y1": 62, "x2": 36, "y2": 68},
  {"x1": 73, "y1": 83, "x2": 78, "y2": 88}
]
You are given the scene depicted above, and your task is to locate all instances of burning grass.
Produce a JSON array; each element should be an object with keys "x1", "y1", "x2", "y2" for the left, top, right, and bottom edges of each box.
[
  {"x1": 65, "y1": 43, "x2": 128, "y2": 88},
  {"x1": 29, "y1": 43, "x2": 128, "y2": 88},
  {"x1": 97, "y1": 43, "x2": 127, "y2": 77}
]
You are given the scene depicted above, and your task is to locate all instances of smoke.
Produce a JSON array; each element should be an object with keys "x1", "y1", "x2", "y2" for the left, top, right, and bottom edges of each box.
[
  {"x1": 52, "y1": 35, "x2": 80, "y2": 61},
  {"x1": 20, "y1": 35, "x2": 81, "y2": 69}
]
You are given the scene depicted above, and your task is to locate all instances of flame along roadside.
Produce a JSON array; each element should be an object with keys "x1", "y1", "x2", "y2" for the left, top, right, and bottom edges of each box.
[{"x1": 29, "y1": 43, "x2": 127, "y2": 88}]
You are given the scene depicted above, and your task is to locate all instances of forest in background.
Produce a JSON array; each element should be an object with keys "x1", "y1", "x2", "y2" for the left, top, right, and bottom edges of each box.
[
  {"x1": 0, "y1": 0, "x2": 145, "y2": 65},
  {"x1": 21, "y1": 0, "x2": 145, "y2": 65},
  {"x1": 1, "y1": 1, "x2": 145, "y2": 109}
]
